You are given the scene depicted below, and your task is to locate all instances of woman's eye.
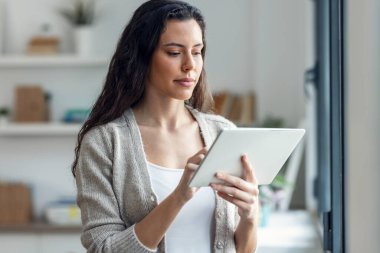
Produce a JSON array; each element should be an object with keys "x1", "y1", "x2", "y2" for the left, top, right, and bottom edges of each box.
[
  {"x1": 167, "y1": 52, "x2": 180, "y2": 56},
  {"x1": 193, "y1": 51, "x2": 202, "y2": 55}
]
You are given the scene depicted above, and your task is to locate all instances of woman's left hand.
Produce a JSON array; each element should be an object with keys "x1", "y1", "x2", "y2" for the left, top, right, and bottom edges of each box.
[{"x1": 210, "y1": 154, "x2": 259, "y2": 221}]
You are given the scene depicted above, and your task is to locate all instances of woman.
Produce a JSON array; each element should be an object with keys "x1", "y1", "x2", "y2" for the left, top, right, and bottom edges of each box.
[{"x1": 73, "y1": 1, "x2": 259, "y2": 252}]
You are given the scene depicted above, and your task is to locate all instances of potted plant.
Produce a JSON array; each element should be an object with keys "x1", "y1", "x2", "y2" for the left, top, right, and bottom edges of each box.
[
  {"x1": 258, "y1": 115, "x2": 290, "y2": 226},
  {"x1": 59, "y1": 0, "x2": 96, "y2": 26},
  {"x1": 259, "y1": 173, "x2": 293, "y2": 227},
  {"x1": 58, "y1": 0, "x2": 97, "y2": 55}
]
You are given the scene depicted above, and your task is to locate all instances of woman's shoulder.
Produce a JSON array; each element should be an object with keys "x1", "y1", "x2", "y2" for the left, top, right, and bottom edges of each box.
[
  {"x1": 191, "y1": 108, "x2": 236, "y2": 130},
  {"x1": 82, "y1": 111, "x2": 131, "y2": 143}
]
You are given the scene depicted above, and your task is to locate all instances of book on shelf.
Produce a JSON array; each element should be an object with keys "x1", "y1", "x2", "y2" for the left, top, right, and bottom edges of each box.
[
  {"x1": 0, "y1": 183, "x2": 32, "y2": 225},
  {"x1": 26, "y1": 36, "x2": 59, "y2": 55},
  {"x1": 14, "y1": 85, "x2": 50, "y2": 122}
]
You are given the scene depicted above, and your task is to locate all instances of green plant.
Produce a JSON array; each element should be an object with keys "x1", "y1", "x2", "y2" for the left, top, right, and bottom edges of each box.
[
  {"x1": 259, "y1": 173, "x2": 293, "y2": 208},
  {"x1": 261, "y1": 115, "x2": 285, "y2": 128},
  {"x1": 0, "y1": 107, "x2": 10, "y2": 116},
  {"x1": 59, "y1": 0, "x2": 96, "y2": 26}
]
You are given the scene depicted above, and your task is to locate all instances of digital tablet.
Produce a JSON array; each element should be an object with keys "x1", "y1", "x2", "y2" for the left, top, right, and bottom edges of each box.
[{"x1": 188, "y1": 128, "x2": 305, "y2": 187}]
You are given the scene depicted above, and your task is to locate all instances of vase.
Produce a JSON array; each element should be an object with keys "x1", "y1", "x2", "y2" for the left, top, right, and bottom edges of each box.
[
  {"x1": 74, "y1": 26, "x2": 94, "y2": 56},
  {"x1": 259, "y1": 203, "x2": 273, "y2": 227},
  {"x1": 0, "y1": 116, "x2": 9, "y2": 125}
]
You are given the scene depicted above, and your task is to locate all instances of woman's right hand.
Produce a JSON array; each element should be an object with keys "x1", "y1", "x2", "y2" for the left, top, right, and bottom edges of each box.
[{"x1": 173, "y1": 147, "x2": 208, "y2": 204}]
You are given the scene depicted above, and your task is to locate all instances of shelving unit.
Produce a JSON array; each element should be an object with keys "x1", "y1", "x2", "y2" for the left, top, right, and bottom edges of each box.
[
  {"x1": 0, "y1": 54, "x2": 105, "y2": 253},
  {"x1": 0, "y1": 223, "x2": 82, "y2": 234},
  {"x1": 0, "y1": 123, "x2": 82, "y2": 136},
  {"x1": 0, "y1": 55, "x2": 109, "y2": 68}
]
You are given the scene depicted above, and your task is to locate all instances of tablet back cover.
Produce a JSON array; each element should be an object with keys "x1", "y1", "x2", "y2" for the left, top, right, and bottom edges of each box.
[{"x1": 189, "y1": 128, "x2": 305, "y2": 187}]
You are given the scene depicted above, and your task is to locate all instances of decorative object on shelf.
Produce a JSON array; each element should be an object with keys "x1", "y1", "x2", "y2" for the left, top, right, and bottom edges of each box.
[
  {"x1": 0, "y1": 182, "x2": 33, "y2": 225},
  {"x1": 259, "y1": 173, "x2": 293, "y2": 227},
  {"x1": 27, "y1": 36, "x2": 59, "y2": 55},
  {"x1": 0, "y1": 106, "x2": 10, "y2": 125},
  {"x1": 63, "y1": 108, "x2": 90, "y2": 123},
  {"x1": 27, "y1": 23, "x2": 60, "y2": 55},
  {"x1": 213, "y1": 90, "x2": 256, "y2": 126},
  {"x1": 59, "y1": 0, "x2": 96, "y2": 26},
  {"x1": 257, "y1": 115, "x2": 290, "y2": 227},
  {"x1": 58, "y1": 0, "x2": 97, "y2": 56},
  {"x1": 44, "y1": 196, "x2": 81, "y2": 226},
  {"x1": 14, "y1": 85, "x2": 50, "y2": 122},
  {"x1": 73, "y1": 25, "x2": 93, "y2": 56},
  {"x1": 261, "y1": 115, "x2": 285, "y2": 129}
]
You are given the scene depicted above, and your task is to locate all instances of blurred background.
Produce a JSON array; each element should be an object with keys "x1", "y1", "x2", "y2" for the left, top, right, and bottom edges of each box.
[{"x1": 0, "y1": 0, "x2": 378, "y2": 253}]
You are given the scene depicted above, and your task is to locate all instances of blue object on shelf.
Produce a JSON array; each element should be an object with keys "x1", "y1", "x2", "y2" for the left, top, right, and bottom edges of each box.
[{"x1": 63, "y1": 109, "x2": 90, "y2": 123}]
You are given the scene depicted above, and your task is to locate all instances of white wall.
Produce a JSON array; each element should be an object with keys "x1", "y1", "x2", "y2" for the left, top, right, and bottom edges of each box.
[
  {"x1": 252, "y1": 0, "x2": 307, "y2": 127},
  {"x1": 1, "y1": 0, "x2": 306, "y2": 126},
  {"x1": 2, "y1": 0, "x2": 255, "y2": 92},
  {"x1": 346, "y1": 0, "x2": 380, "y2": 252},
  {"x1": 0, "y1": 0, "x2": 308, "y2": 217}
]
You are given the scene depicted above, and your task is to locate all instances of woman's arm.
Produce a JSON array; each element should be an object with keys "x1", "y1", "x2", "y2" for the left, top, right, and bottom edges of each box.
[
  {"x1": 210, "y1": 154, "x2": 259, "y2": 253},
  {"x1": 77, "y1": 127, "x2": 207, "y2": 252},
  {"x1": 131, "y1": 148, "x2": 208, "y2": 250},
  {"x1": 234, "y1": 211, "x2": 259, "y2": 253}
]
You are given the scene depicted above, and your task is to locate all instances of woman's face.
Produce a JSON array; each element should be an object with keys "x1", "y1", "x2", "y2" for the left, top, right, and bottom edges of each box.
[{"x1": 146, "y1": 19, "x2": 204, "y2": 102}]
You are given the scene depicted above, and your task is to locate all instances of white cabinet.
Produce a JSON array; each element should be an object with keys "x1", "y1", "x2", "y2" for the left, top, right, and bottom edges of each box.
[
  {"x1": 256, "y1": 211, "x2": 323, "y2": 253},
  {"x1": 0, "y1": 55, "x2": 108, "y2": 216},
  {"x1": 40, "y1": 234, "x2": 84, "y2": 253},
  {"x1": 0, "y1": 235, "x2": 39, "y2": 253},
  {"x1": 0, "y1": 233, "x2": 84, "y2": 253}
]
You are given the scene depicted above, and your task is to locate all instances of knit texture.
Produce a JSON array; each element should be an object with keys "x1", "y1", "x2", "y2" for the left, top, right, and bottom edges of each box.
[{"x1": 76, "y1": 107, "x2": 237, "y2": 253}]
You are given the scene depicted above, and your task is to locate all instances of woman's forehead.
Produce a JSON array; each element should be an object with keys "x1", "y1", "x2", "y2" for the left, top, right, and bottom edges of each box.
[{"x1": 159, "y1": 19, "x2": 203, "y2": 46}]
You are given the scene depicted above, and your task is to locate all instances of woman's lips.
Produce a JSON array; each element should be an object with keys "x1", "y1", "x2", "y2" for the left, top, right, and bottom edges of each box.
[{"x1": 175, "y1": 78, "x2": 195, "y2": 87}]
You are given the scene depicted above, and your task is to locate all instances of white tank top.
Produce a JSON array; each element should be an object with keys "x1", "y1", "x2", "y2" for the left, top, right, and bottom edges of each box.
[{"x1": 147, "y1": 162, "x2": 215, "y2": 253}]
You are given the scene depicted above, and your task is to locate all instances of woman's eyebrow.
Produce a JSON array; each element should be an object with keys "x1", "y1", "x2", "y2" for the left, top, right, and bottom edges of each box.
[{"x1": 163, "y1": 42, "x2": 203, "y2": 48}]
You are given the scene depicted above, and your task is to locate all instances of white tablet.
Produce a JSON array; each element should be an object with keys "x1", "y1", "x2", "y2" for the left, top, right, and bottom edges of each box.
[{"x1": 188, "y1": 128, "x2": 305, "y2": 187}]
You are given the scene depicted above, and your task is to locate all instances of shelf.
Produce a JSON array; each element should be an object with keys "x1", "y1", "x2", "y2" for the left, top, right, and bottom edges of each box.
[
  {"x1": 257, "y1": 210, "x2": 323, "y2": 252},
  {"x1": 0, "y1": 223, "x2": 82, "y2": 234},
  {"x1": 0, "y1": 55, "x2": 109, "y2": 68},
  {"x1": 0, "y1": 123, "x2": 82, "y2": 136}
]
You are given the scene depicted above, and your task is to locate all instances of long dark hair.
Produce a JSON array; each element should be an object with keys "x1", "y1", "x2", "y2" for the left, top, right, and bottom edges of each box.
[{"x1": 72, "y1": 0, "x2": 213, "y2": 176}]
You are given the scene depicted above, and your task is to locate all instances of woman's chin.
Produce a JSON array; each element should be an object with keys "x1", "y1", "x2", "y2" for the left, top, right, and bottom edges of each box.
[{"x1": 173, "y1": 91, "x2": 194, "y2": 101}]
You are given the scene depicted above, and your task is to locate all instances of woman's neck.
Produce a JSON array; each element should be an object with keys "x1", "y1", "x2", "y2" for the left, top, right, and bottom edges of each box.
[{"x1": 132, "y1": 99, "x2": 193, "y2": 131}]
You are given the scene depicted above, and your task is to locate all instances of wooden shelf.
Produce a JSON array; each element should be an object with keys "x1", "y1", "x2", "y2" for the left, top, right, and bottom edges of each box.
[
  {"x1": 0, "y1": 55, "x2": 109, "y2": 68},
  {"x1": 0, "y1": 123, "x2": 82, "y2": 136},
  {"x1": 0, "y1": 223, "x2": 82, "y2": 233}
]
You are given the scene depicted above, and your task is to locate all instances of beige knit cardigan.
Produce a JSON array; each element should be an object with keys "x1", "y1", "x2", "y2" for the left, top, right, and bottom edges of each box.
[{"x1": 76, "y1": 107, "x2": 237, "y2": 253}]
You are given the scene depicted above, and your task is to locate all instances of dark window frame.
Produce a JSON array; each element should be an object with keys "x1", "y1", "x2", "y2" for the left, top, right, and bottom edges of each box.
[{"x1": 315, "y1": 0, "x2": 345, "y2": 252}]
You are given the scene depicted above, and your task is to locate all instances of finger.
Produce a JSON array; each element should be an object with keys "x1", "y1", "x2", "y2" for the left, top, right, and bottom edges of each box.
[
  {"x1": 185, "y1": 162, "x2": 199, "y2": 174},
  {"x1": 189, "y1": 153, "x2": 205, "y2": 165},
  {"x1": 241, "y1": 154, "x2": 258, "y2": 184},
  {"x1": 215, "y1": 172, "x2": 255, "y2": 193},
  {"x1": 181, "y1": 163, "x2": 200, "y2": 189},
  {"x1": 217, "y1": 191, "x2": 253, "y2": 210},
  {"x1": 182, "y1": 163, "x2": 198, "y2": 180},
  {"x1": 188, "y1": 147, "x2": 208, "y2": 164},
  {"x1": 195, "y1": 147, "x2": 208, "y2": 156},
  {"x1": 211, "y1": 183, "x2": 255, "y2": 204}
]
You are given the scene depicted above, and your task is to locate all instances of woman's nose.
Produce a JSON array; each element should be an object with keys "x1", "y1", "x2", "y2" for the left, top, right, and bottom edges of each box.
[{"x1": 182, "y1": 54, "x2": 195, "y2": 72}]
